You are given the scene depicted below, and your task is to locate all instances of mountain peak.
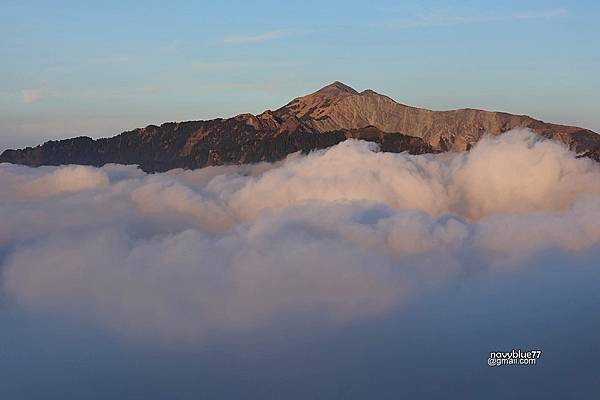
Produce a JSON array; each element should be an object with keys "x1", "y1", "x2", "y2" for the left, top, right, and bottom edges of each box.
[
  {"x1": 314, "y1": 81, "x2": 359, "y2": 96},
  {"x1": 3, "y1": 83, "x2": 600, "y2": 172}
]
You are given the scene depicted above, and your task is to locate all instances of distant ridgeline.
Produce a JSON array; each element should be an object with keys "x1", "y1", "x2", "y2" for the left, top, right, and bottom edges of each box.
[{"x1": 2, "y1": 81, "x2": 599, "y2": 172}]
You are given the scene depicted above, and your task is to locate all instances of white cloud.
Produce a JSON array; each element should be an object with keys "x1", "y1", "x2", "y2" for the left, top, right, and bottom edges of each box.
[
  {"x1": 379, "y1": 7, "x2": 568, "y2": 29},
  {"x1": 220, "y1": 29, "x2": 289, "y2": 44},
  {"x1": 191, "y1": 60, "x2": 247, "y2": 70},
  {"x1": 91, "y1": 55, "x2": 132, "y2": 65},
  {"x1": 191, "y1": 59, "x2": 310, "y2": 70},
  {"x1": 19, "y1": 165, "x2": 109, "y2": 198},
  {"x1": 514, "y1": 8, "x2": 568, "y2": 20},
  {"x1": 1, "y1": 130, "x2": 599, "y2": 341}
]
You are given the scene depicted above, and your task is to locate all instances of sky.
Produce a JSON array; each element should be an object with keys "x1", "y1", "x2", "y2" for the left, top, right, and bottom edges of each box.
[{"x1": 0, "y1": 0, "x2": 599, "y2": 151}]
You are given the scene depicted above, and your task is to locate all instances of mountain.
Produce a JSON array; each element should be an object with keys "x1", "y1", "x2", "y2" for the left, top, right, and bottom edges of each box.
[
  {"x1": 276, "y1": 82, "x2": 600, "y2": 154},
  {"x1": 2, "y1": 82, "x2": 599, "y2": 172}
]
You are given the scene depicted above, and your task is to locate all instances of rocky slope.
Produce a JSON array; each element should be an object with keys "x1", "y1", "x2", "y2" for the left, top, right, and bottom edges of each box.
[
  {"x1": 276, "y1": 81, "x2": 600, "y2": 153},
  {"x1": 2, "y1": 82, "x2": 599, "y2": 171}
]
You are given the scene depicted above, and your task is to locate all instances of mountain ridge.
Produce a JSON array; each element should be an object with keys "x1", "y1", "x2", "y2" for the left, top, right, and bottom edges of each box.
[{"x1": 2, "y1": 82, "x2": 599, "y2": 171}]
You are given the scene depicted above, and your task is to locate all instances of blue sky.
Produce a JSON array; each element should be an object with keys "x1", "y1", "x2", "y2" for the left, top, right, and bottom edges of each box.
[{"x1": 1, "y1": 0, "x2": 599, "y2": 149}]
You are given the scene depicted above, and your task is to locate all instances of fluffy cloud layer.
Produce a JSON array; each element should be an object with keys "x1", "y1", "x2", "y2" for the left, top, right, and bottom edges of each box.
[{"x1": 1, "y1": 130, "x2": 599, "y2": 340}]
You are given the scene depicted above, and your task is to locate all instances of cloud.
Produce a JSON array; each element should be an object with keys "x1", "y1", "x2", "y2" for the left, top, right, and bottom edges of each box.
[
  {"x1": 378, "y1": 7, "x2": 568, "y2": 29},
  {"x1": 20, "y1": 165, "x2": 109, "y2": 198},
  {"x1": 191, "y1": 59, "x2": 310, "y2": 70},
  {"x1": 15, "y1": 85, "x2": 172, "y2": 110},
  {"x1": 514, "y1": 8, "x2": 568, "y2": 20},
  {"x1": 91, "y1": 55, "x2": 132, "y2": 65},
  {"x1": 1, "y1": 130, "x2": 599, "y2": 341},
  {"x1": 219, "y1": 29, "x2": 289, "y2": 44},
  {"x1": 191, "y1": 60, "x2": 247, "y2": 70},
  {"x1": 21, "y1": 88, "x2": 45, "y2": 104}
]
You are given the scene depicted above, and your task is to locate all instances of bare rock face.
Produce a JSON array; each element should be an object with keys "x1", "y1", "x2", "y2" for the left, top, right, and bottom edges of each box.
[
  {"x1": 1, "y1": 81, "x2": 599, "y2": 172},
  {"x1": 275, "y1": 81, "x2": 600, "y2": 153},
  {"x1": 276, "y1": 82, "x2": 433, "y2": 138}
]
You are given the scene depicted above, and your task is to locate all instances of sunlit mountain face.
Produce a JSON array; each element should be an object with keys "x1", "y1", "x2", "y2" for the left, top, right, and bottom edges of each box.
[
  {"x1": 2, "y1": 131, "x2": 600, "y2": 398},
  {"x1": 3, "y1": 82, "x2": 599, "y2": 172}
]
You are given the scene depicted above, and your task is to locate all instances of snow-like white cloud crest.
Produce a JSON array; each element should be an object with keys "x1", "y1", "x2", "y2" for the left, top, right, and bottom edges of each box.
[{"x1": 1, "y1": 130, "x2": 599, "y2": 340}]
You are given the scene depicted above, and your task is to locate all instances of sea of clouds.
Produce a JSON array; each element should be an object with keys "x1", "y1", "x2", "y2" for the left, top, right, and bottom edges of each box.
[{"x1": 1, "y1": 129, "x2": 600, "y2": 342}]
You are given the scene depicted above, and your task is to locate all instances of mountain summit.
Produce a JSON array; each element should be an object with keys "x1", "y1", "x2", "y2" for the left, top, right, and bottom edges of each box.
[
  {"x1": 277, "y1": 82, "x2": 600, "y2": 153},
  {"x1": 275, "y1": 82, "x2": 426, "y2": 136},
  {"x1": 2, "y1": 82, "x2": 599, "y2": 171},
  {"x1": 313, "y1": 81, "x2": 359, "y2": 96}
]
